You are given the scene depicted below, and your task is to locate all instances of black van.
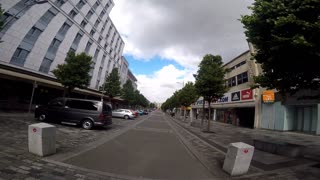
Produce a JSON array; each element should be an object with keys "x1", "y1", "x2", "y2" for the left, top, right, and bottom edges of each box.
[{"x1": 35, "y1": 98, "x2": 112, "y2": 130}]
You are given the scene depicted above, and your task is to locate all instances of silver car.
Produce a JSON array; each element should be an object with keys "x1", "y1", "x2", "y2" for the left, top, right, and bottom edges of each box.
[{"x1": 112, "y1": 109, "x2": 135, "y2": 119}]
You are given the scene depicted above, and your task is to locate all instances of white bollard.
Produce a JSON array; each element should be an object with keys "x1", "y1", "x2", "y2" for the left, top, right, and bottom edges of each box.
[
  {"x1": 223, "y1": 142, "x2": 254, "y2": 176},
  {"x1": 28, "y1": 123, "x2": 56, "y2": 157}
]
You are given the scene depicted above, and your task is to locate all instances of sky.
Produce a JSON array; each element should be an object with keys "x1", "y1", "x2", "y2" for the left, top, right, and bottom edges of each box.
[{"x1": 110, "y1": 0, "x2": 254, "y2": 103}]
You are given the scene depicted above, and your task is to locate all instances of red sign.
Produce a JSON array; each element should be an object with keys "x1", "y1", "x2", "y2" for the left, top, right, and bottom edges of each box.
[
  {"x1": 241, "y1": 89, "x2": 253, "y2": 100},
  {"x1": 244, "y1": 149, "x2": 248, "y2": 154},
  {"x1": 33, "y1": 128, "x2": 37, "y2": 133}
]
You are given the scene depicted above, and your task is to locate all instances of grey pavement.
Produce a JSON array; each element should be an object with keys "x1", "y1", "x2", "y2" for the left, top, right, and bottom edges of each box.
[
  {"x1": 63, "y1": 112, "x2": 214, "y2": 180},
  {"x1": 169, "y1": 114, "x2": 320, "y2": 179},
  {"x1": 1, "y1": 111, "x2": 320, "y2": 179}
]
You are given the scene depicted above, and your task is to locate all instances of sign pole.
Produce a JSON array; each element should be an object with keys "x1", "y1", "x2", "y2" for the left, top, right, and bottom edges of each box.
[{"x1": 28, "y1": 81, "x2": 37, "y2": 113}]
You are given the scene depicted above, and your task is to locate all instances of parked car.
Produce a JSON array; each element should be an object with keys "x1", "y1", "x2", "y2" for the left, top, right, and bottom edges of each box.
[
  {"x1": 35, "y1": 98, "x2": 112, "y2": 130},
  {"x1": 112, "y1": 109, "x2": 135, "y2": 119},
  {"x1": 137, "y1": 110, "x2": 144, "y2": 116},
  {"x1": 130, "y1": 110, "x2": 139, "y2": 117},
  {"x1": 143, "y1": 110, "x2": 149, "y2": 115}
]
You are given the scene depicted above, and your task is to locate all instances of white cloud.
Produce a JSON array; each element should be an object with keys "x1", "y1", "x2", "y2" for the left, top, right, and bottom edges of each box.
[
  {"x1": 110, "y1": 0, "x2": 254, "y2": 102},
  {"x1": 136, "y1": 65, "x2": 196, "y2": 103}
]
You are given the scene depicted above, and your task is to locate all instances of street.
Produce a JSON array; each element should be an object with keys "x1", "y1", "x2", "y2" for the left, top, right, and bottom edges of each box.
[
  {"x1": 62, "y1": 111, "x2": 213, "y2": 179},
  {"x1": 0, "y1": 111, "x2": 320, "y2": 179}
]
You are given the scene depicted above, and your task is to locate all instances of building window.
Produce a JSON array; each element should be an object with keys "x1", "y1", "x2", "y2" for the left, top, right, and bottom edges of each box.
[
  {"x1": 94, "y1": 19, "x2": 100, "y2": 28},
  {"x1": 93, "y1": 1, "x2": 99, "y2": 9},
  {"x1": 48, "y1": 38, "x2": 61, "y2": 54},
  {"x1": 80, "y1": 20, "x2": 87, "y2": 28},
  {"x1": 86, "y1": 10, "x2": 93, "y2": 19},
  {"x1": 76, "y1": 0, "x2": 86, "y2": 9},
  {"x1": 99, "y1": 9, "x2": 106, "y2": 18},
  {"x1": 90, "y1": 29, "x2": 95, "y2": 36},
  {"x1": 104, "y1": 43, "x2": 108, "y2": 49},
  {"x1": 70, "y1": 32, "x2": 83, "y2": 52},
  {"x1": 24, "y1": 26, "x2": 42, "y2": 45},
  {"x1": 98, "y1": 36, "x2": 102, "y2": 44},
  {"x1": 73, "y1": 33, "x2": 83, "y2": 45},
  {"x1": 237, "y1": 71, "x2": 248, "y2": 85},
  {"x1": 39, "y1": 57, "x2": 53, "y2": 73},
  {"x1": 39, "y1": 10, "x2": 55, "y2": 26},
  {"x1": 69, "y1": 9, "x2": 78, "y2": 18},
  {"x1": 85, "y1": 41, "x2": 92, "y2": 53},
  {"x1": 227, "y1": 76, "x2": 236, "y2": 87},
  {"x1": 10, "y1": 48, "x2": 29, "y2": 66},
  {"x1": 105, "y1": 1, "x2": 110, "y2": 9},
  {"x1": 101, "y1": 54, "x2": 106, "y2": 67},
  {"x1": 54, "y1": 0, "x2": 66, "y2": 7},
  {"x1": 93, "y1": 48, "x2": 100, "y2": 62},
  {"x1": 57, "y1": 23, "x2": 70, "y2": 37}
]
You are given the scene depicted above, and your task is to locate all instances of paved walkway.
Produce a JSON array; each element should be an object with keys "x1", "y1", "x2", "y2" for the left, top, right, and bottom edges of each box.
[
  {"x1": 0, "y1": 112, "x2": 145, "y2": 180},
  {"x1": 1, "y1": 111, "x2": 320, "y2": 179},
  {"x1": 168, "y1": 115, "x2": 320, "y2": 179}
]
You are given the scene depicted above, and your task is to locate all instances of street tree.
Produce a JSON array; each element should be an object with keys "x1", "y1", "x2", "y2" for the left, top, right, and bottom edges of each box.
[
  {"x1": 121, "y1": 80, "x2": 135, "y2": 107},
  {"x1": 194, "y1": 54, "x2": 227, "y2": 132},
  {"x1": 177, "y1": 82, "x2": 198, "y2": 120},
  {"x1": 241, "y1": 0, "x2": 320, "y2": 97},
  {"x1": 52, "y1": 52, "x2": 92, "y2": 97},
  {"x1": 101, "y1": 68, "x2": 121, "y2": 102}
]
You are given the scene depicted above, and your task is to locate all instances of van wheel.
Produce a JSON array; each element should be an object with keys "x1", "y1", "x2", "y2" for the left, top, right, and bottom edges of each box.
[
  {"x1": 82, "y1": 119, "x2": 93, "y2": 130},
  {"x1": 38, "y1": 114, "x2": 46, "y2": 122},
  {"x1": 124, "y1": 115, "x2": 129, "y2": 120}
]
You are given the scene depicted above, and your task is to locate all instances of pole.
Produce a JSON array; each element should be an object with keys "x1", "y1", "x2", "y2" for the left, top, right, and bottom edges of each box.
[{"x1": 28, "y1": 81, "x2": 37, "y2": 113}]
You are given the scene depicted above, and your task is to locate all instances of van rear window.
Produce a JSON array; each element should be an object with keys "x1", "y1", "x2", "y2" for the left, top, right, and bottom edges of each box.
[
  {"x1": 103, "y1": 103, "x2": 112, "y2": 112},
  {"x1": 66, "y1": 100, "x2": 98, "y2": 111}
]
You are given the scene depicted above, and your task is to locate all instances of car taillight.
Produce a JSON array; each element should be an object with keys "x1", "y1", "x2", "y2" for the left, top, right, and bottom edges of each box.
[{"x1": 99, "y1": 113, "x2": 105, "y2": 120}]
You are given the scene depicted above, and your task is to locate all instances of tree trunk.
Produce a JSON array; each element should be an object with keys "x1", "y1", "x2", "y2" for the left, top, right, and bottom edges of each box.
[
  {"x1": 206, "y1": 101, "x2": 211, "y2": 132},
  {"x1": 201, "y1": 99, "x2": 205, "y2": 126}
]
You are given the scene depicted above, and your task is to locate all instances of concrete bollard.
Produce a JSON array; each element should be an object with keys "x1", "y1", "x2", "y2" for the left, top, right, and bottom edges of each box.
[
  {"x1": 223, "y1": 142, "x2": 254, "y2": 176},
  {"x1": 28, "y1": 123, "x2": 56, "y2": 157}
]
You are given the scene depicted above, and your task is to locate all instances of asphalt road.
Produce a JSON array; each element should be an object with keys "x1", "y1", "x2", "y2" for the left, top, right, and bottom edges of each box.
[{"x1": 63, "y1": 111, "x2": 213, "y2": 180}]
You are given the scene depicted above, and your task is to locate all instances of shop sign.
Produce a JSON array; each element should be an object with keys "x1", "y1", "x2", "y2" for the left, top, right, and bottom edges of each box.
[
  {"x1": 263, "y1": 90, "x2": 275, "y2": 103},
  {"x1": 241, "y1": 89, "x2": 253, "y2": 100},
  {"x1": 231, "y1": 91, "x2": 240, "y2": 101}
]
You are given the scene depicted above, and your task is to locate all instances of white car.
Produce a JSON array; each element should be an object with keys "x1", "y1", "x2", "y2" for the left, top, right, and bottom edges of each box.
[{"x1": 112, "y1": 109, "x2": 135, "y2": 119}]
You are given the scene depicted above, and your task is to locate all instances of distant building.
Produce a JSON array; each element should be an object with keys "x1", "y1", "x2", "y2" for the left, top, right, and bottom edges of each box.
[
  {"x1": 0, "y1": 0, "x2": 127, "y2": 110},
  {"x1": 191, "y1": 49, "x2": 263, "y2": 129},
  {"x1": 127, "y1": 69, "x2": 137, "y2": 90}
]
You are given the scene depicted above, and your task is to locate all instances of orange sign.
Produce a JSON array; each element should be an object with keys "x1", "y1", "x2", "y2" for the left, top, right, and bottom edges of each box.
[{"x1": 263, "y1": 90, "x2": 275, "y2": 103}]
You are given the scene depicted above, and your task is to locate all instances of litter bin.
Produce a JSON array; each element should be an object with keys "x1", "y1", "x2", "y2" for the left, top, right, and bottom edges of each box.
[
  {"x1": 28, "y1": 123, "x2": 56, "y2": 157},
  {"x1": 223, "y1": 142, "x2": 254, "y2": 176}
]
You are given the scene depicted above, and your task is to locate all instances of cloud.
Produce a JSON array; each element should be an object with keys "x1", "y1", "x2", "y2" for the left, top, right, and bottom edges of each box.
[
  {"x1": 111, "y1": 0, "x2": 254, "y2": 67},
  {"x1": 135, "y1": 64, "x2": 196, "y2": 103},
  {"x1": 110, "y1": 0, "x2": 254, "y2": 102}
]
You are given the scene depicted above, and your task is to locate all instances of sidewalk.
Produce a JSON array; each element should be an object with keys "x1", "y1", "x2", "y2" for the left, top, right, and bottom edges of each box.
[
  {"x1": 169, "y1": 115, "x2": 320, "y2": 179},
  {"x1": 0, "y1": 112, "x2": 146, "y2": 180}
]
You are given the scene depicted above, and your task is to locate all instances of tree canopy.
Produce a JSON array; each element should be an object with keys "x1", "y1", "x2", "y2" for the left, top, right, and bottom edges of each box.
[
  {"x1": 194, "y1": 54, "x2": 227, "y2": 131},
  {"x1": 161, "y1": 82, "x2": 198, "y2": 112},
  {"x1": 121, "y1": 80, "x2": 135, "y2": 106},
  {"x1": 241, "y1": 0, "x2": 320, "y2": 96},
  {"x1": 52, "y1": 52, "x2": 92, "y2": 96},
  {"x1": 194, "y1": 54, "x2": 227, "y2": 102},
  {"x1": 101, "y1": 68, "x2": 121, "y2": 99}
]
